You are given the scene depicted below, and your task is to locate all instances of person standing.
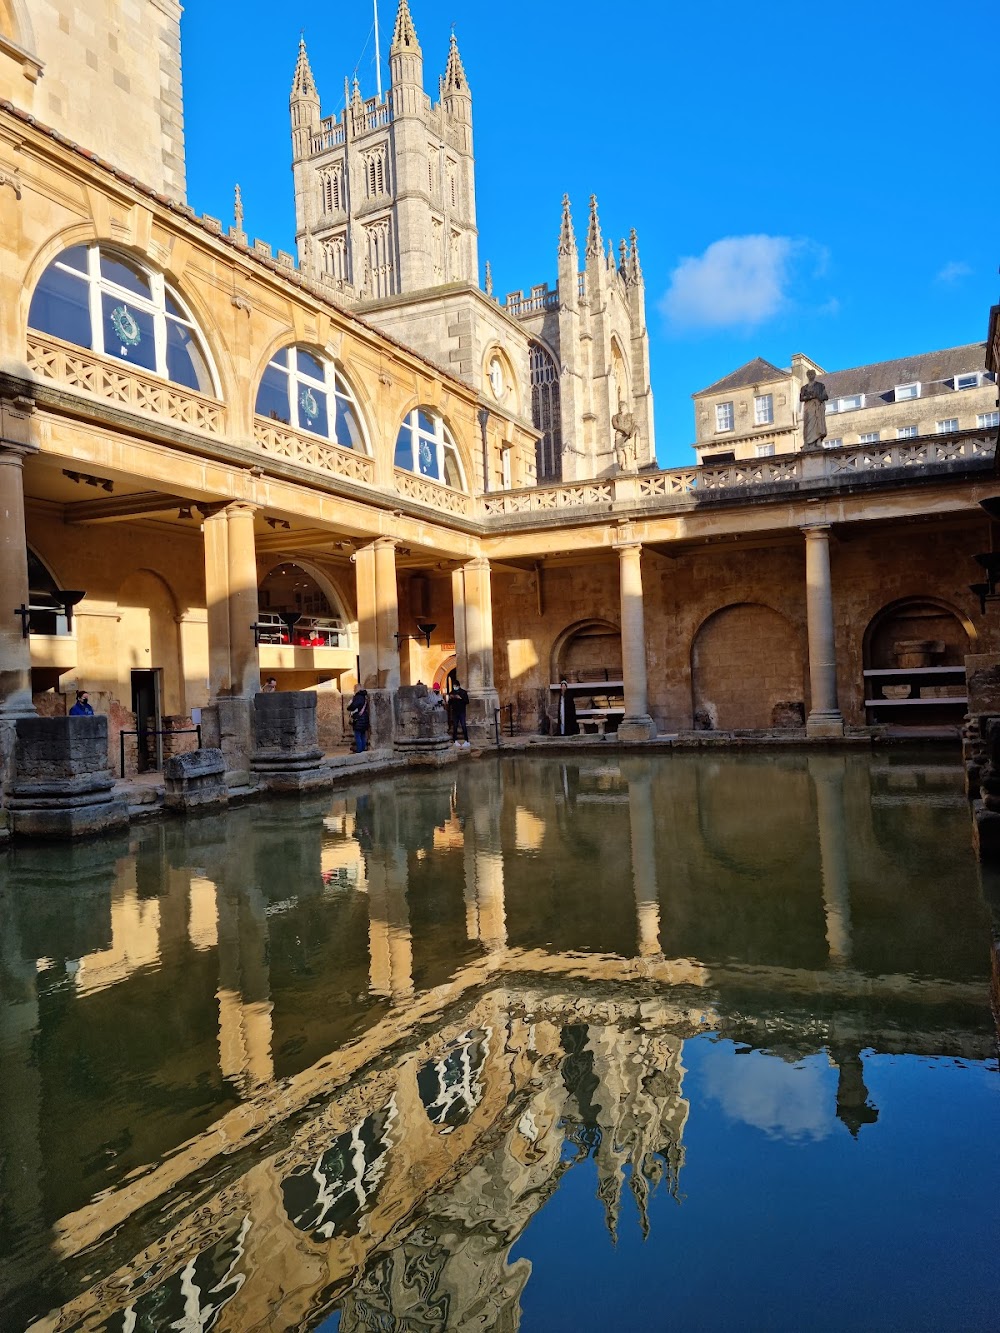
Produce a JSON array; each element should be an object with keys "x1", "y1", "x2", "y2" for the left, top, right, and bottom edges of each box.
[
  {"x1": 69, "y1": 690, "x2": 94, "y2": 716},
  {"x1": 450, "y1": 678, "x2": 470, "y2": 747},
  {"x1": 347, "y1": 686, "x2": 370, "y2": 754},
  {"x1": 557, "y1": 679, "x2": 579, "y2": 736},
  {"x1": 262, "y1": 677, "x2": 277, "y2": 693}
]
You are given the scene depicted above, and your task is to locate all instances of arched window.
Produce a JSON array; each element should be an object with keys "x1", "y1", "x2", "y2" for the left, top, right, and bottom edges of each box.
[
  {"x1": 27, "y1": 549, "x2": 70, "y2": 636},
  {"x1": 255, "y1": 345, "x2": 366, "y2": 451},
  {"x1": 530, "y1": 341, "x2": 562, "y2": 482},
  {"x1": 28, "y1": 244, "x2": 216, "y2": 394},
  {"x1": 394, "y1": 408, "x2": 465, "y2": 489}
]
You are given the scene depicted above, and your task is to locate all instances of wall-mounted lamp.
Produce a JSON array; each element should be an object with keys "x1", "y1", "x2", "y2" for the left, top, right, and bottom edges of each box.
[
  {"x1": 970, "y1": 582, "x2": 992, "y2": 615},
  {"x1": 394, "y1": 620, "x2": 436, "y2": 650},
  {"x1": 14, "y1": 588, "x2": 86, "y2": 638}
]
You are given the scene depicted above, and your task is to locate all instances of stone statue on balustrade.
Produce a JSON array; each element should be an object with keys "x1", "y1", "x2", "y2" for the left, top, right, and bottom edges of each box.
[
  {"x1": 799, "y1": 369, "x2": 829, "y2": 449},
  {"x1": 613, "y1": 397, "x2": 639, "y2": 471}
]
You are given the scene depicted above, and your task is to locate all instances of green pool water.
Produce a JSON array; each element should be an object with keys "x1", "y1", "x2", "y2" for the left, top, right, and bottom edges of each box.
[{"x1": 1, "y1": 748, "x2": 998, "y2": 1332}]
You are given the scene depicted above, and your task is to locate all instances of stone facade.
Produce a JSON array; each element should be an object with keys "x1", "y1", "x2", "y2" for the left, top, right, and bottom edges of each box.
[{"x1": 695, "y1": 347, "x2": 998, "y2": 463}]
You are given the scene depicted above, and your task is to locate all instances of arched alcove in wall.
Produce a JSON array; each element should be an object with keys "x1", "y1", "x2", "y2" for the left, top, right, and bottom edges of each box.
[
  {"x1": 550, "y1": 619, "x2": 622, "y2": 684},
  {"x1": 862, "y1": 596, "x2": 974, "y2": 726},
  {"x1": 117, "y1": 569, "x2": 183, "y2": 723},
  {"x1": 691, "y1": 603, "x2": 805, "y2": 730},
  {"x1": 259, "y1": 561, "x2": 352, "y2": 643},
  {"x1": 863, "y1": 597, "x2": 974, "y2": 670}
]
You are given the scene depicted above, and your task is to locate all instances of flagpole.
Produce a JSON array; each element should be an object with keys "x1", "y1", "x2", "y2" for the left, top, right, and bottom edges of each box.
[{"x1": 373, "y1": 0, "x2": 382, "y2": 100}]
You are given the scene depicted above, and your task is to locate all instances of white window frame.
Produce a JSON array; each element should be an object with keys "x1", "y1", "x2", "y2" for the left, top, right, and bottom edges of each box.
[
  {"x1": 894, "y1": 382, "x2": 920, "y2": 401},
  {"x1": 715, "y1": 401, "x2": 734, "y2": 433},
  {"x1": 823, "y1": 438, "x2": 843, "y2": 449},
  {"x1": 936, "y1": 418, "x2": 959, "y2": 434},
  {"x1": 896, "y1": 425, "x2": 918, "y2": 439},
  {"x1": 30, "y1": 243, "x2": 219, "y2": 394},
  {"x1": 955, "y1": 372, "x2": 981, "y2": 391},
  {"x1": 257, "y1": 346, "x2": 369, "y2": 451},
  {"x1": 978, "y1": 412, "x2": 1000, "y2": 429},
  {"x1": 858, "y1": 432, "x2": 880, "y2": 444},
  {"x1": 754, "y1": 442, "x2": 775, "y2": 457},
  {"x1": 395, "y1": 408, "x2": 467, "y2": 490},
  {"x1": 753, "y1": 393, "x2": 774, "y2": 426},
  {"x1": 829, "y1": 393, "x2": 864, "y2": 413}
]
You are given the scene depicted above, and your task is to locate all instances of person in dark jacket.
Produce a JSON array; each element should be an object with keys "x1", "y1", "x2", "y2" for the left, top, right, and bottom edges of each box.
[
  {"x1": 347, "y1": 686, "x2": 370, "y2": 753},
  {"x1": 69, "y1": 690, "x2": 94, "y2": 716},
  {"x1": 450, "y1": 678, "x2": 469, "y2": 746},
  {"x1": 557, "y1": 679, "x2": 579, "y2": 736}
]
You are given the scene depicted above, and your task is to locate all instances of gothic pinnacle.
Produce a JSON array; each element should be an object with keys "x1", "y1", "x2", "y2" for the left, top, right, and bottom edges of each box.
[
  {"x1": 629, "y1": 227, "x2": 642, "y2": 284},
  {"x1": 443, "y1": 29, "x2": 468, "y2": 92},
  {"x1": 619, "y1": 238, "x2": 628, "y2": 275},
  {"x1": 558, "y1": 194, "x2": 576, "y2": 257},
  {"x1": 391, "y1": 0, "x2": 420, "y2": 49},
  {"x1": 585, "y1": 194, "x2": 602, "y2": 259},
  {"x1": 291, "y1": 33, "x2": 318, "y2": 99}
]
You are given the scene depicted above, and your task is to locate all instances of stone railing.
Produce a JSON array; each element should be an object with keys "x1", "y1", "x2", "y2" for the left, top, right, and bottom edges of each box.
[
  {"x1": 353, "y1": 101, "x2": 391, "y2": 132},
  {"x1": 505, "y1": 286, "x2": 560, "y2": 318},
  {"x1": 27, "y1": 333, "x2": 226, "y2": 434},
  {"x1": 311, "y1": 119, "x2": 346, "y2": 151},
  {"x1": 394, "y1": 469, "x2": 473, "y2": 517},
  {"x1": 482, "y1": 430, "x2": 996, "y2": 520},
  {"x1": 253, "y1": 418, "x2": 375, "y2": 484}
]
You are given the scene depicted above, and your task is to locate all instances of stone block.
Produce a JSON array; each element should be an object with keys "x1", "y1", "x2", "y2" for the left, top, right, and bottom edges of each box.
[
  {"x1": 394, "y1": 684, "x2": 453, "y2": 764},
  {"x1": 204, "y1": 697, "x2": 254, "y2": 776},
  {"x1": 252, "y1": 692, "x2": 329, "y2": 793},
  {"x1": 972, "y1": 800, "x2": 1000, "y2": 861},
  {"x1": 617, "y1": 714, "x2": 657, "y2": 743},
  {"x1": 966, "y1": 655, "x2": 1000, "y2": 714},
  {"x1": 7, "y1": 716, "x2": 127, "y2": 840},
  {"x1": 164, "y1": 747, "x2": 227, "y2": 813}
]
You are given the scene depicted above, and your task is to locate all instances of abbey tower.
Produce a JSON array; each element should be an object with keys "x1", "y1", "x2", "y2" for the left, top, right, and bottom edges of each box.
[{"x1": 291, "y1": 0, "x2": 655, "y2": 481}]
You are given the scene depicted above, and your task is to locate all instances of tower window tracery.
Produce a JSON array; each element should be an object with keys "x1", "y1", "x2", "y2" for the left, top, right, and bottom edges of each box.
[
  {"x1": 363, "y1": 219, "x2": 394, "y2": 299},
  {"x1": 28, "y1": 243, "x2": 217, "y2": 394},
  {"x1": 255, "y1": 344, "x2": 367, "y2": 451},
  {"x1": 322, "y1": 162, "x2": 344, "y2": 213},
  {"x1": 363, "y1": 145, "x2": 389, "y2": 199},
  {"x1": 529, "y1": 341, "x2": 563, "y2": 482},
  {"x1": 323, "y1": 234, "x2": 348, "y2": 283}
]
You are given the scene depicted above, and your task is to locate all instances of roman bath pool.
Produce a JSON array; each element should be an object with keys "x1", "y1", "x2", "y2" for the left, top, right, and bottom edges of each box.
[{"x1": 1, "y1": 749, "x2": 998, "y2": 1331}]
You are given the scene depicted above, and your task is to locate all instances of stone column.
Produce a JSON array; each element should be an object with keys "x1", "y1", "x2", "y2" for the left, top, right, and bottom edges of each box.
[
  {"x1": 809, "y1": 753, "x2": 852, "y2": 965},
  {"x1": 614, "y1": 541, "x2": 656, "y2": 741},
  {"x1": 373, "y1": 537, "x2": 400, "y2": 691},
  {"x1": 202, "y1": 508, "x2": 231, "y2": 699},
  {"x1": 0, "y1": 444, "x2": 36, "y2": 722},
  {"x1": 452, "y1": 566, "x2": 469, "y2": 682},
  {"x1": 803, "y1": 526, "x2": 844, "y2": 738},
  {"x1": 463, "y1": 558, "x2": 495, "y2": 692},
  {"x1": 354, "y1": 542, "x2": 378, "y2": 688},
  {"x1": 226, "y1": 502, "x2": 260, "y2": 699}
]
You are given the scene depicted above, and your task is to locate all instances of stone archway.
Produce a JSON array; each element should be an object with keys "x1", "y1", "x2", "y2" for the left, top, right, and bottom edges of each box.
[
  {"x1": 550, "y1": 619, "x2": 622, "y2": 685},
  {"x1": 117, "y1": 569, "x2": 183, "y2": 715},
  {"x1": 691, "y1": 603, "x2": 805, "y2": 730},
  {"x1": 863, "y1": 596, "x2": 974, "y2": 671}
]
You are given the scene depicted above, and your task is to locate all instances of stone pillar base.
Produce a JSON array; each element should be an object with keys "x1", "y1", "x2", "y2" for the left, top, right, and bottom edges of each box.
[
  {"x1": 164, "y1": 748, "x2": 228, "y2": 813},
  {"x1": 8, "y1": 716, "x2": 127, "y2": 840},
  {"x1": 617, "y1": 714, "x2": 657, "y2": 742},
  {"x1": 251, "y1": 691, "x2": 330, "y2": 794},
  {"x1": 394, "y1": 684, "x2": 455, "y2": 764},
  {"x1": 806, "y1": 711, "x2": 845, "y2": 739},
  {"x1": 466, "y1": 689, "x2": 500, "y2": 744},
  {"x1": 202, "y1": 697, "x2": 254, "y2": 781}
]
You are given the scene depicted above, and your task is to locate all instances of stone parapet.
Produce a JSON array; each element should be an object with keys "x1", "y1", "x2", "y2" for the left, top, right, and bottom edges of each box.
[
  {"x1": 7, "y1": 716, "x2": 127, "y2": 839},
  {"x1": 393, "y1": 684, "x2": 453, "y2": 765}
]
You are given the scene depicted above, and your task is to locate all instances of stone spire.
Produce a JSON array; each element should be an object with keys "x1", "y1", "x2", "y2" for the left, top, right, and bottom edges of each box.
[
  {"x1": 290, "y1": 36, "x2": 320, "y2": 162},
  {"x1": 585, "y1": 194, "x2": 603, "y2": 260},
  {"x1": 443, "y1": 30, "x2": 468, "y2": 92},
  {"x1": 290, "y1": 33, "x2": 318, "y2": 99},
  {"x1": 618, "y1": 238, "x2": 628, "y2": 277},
  {"x1": 484, "y1": 260, "x2": 493, "y2": 297},
  {"x1": 392, "y1": 0, "x2": 420, "y2": 51},
  {"x1": 557, "y1": 194, "x2": 576, "y2": 257},
  {"x1": 628, "y1": 227, "x2": 642, "y2": 284},
  {"x1": 606, "y1": 238, "x2": 616, "y2": 272}
]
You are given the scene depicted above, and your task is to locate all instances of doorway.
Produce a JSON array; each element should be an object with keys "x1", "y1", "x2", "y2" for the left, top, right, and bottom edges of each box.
[{"x1": 131, "y1": 669, "x2": 162, "y2": 772}]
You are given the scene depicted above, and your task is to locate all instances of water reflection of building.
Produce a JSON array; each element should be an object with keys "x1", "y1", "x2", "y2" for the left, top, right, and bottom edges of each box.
[{"x1": 1, "y1": 753, "x2": 993, "y2": 1331}]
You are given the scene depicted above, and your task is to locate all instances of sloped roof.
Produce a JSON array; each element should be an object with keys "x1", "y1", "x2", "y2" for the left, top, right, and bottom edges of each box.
[
  {"x1": 694, "y1": 357, "x2": 788, "y2": 398},
  {"x1": 822, "y1": 343, "x2": 988, "y2": 402}
]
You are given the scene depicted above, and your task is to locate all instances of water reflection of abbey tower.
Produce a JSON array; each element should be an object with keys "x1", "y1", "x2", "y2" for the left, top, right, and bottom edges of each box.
[{"x1": 0, "y1": 751, "x2": 991, "y2": 1329}]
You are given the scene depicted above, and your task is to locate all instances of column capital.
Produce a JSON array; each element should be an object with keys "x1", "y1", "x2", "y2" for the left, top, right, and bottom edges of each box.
[
  {"x1": 372, "y1": 535, "x2": 398, "y2": 551},
  {"x1": 464, "y1": 555, "x2": 491, "y2": 571},
  {"x1": 614, "y1": 539, "x2": 642, "y2": 557},
  {"x1": 801, "y1": 523, "x2": 833, "y2": 540},
  {"x1": 200, "y1": 500, "x2": 259, "y2": 521}
]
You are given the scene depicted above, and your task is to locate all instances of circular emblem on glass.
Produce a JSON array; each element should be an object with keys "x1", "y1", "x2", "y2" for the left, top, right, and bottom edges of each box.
[
  {"x1": 488, "y1": 356, "x2": 505, "y2": 400},
  {"x1": 111, "y1": 304, "x2": 140, "y2": 354},
  {"x1": 299, "y1": 386, "x2": 319, "y2": 422},
  {"x1": 419, "y1": 439, "x2": 433, "y2": 470}
]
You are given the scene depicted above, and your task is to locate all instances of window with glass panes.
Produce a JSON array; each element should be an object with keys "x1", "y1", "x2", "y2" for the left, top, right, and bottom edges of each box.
[
  {"x1": 715, "y1": 401, "x2": 734, "y2": 432},
  {"x1": 897, "y1": 425, "x2": 918, "y2": 439},
  {"x1": 978, "y1": 412, "x2": 1000, "y2": 429},
  {"x1": 754, "y1": 393, "x2": 774, "y2": 425},
  {"x1": 394, "y1": 409, "x2": 465, "y2": 489},
  {"x1": 255, "y1": 346, "x2": 366, "y2": 449},
  {"x1": 28, "y1": 244, "x2": 216, "y2": 394},
  {"x1": 936, "y1": 418, "x2": 959, "y2": 434}
]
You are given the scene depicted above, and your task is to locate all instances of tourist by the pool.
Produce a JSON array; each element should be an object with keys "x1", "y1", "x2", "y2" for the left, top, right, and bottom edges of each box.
[
  {"x1": 347, "y1": 686, "x2": 370, "y2": 753},
  {"x1": 557, "y1": 679, "x2": 579, "y2": 736},
  {"x1": 69, "y1": 690, "x2": 94, "y2": 716},
  {"x1": 450, "y1": 677, "x2": 470, "y2": 747}
]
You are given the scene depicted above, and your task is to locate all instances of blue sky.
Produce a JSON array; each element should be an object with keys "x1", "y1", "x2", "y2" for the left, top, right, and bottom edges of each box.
[{"x1": 182, "y1": 0, "x2": 999, "y2": 468}]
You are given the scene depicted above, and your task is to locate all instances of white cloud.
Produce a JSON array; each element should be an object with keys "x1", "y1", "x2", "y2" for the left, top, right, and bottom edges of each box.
[
  {"x1": 936, "y1": 260, "x2": 972, "y2": 283},
  {"x1": 662, "y1": 234, "x2": 808, "y2": 330},
  {"x1": 701, "y1": 1047, "x2": 833, "y2": 1142}
]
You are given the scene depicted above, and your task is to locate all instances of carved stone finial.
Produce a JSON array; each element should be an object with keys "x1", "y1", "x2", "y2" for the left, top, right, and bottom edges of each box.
[
  {"x1": 484, "y1": 260, "x2": 493, "y2": 297},
  {"x1": 234, "y1": 183, "x2": 243, "y2": 231}
]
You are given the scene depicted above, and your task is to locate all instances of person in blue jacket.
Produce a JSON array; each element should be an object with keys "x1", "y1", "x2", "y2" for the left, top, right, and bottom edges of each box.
[{"x1": 69, "y1": 690, "x2": 94, "y2": 716}]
